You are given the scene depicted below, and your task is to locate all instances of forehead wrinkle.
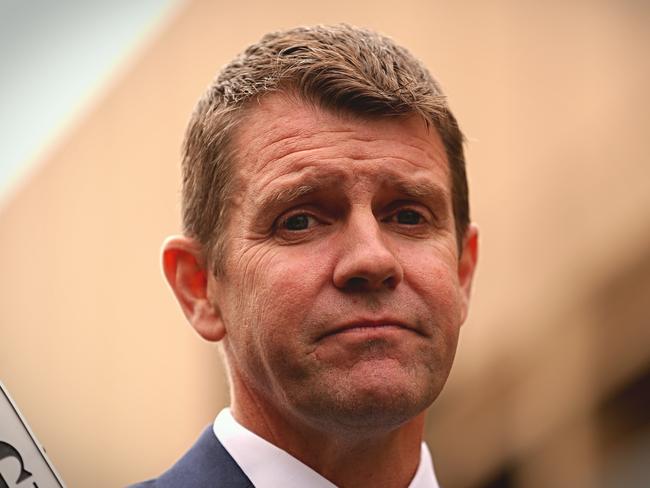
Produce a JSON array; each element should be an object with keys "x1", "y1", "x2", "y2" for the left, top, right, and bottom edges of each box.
[
  {"x1": 249, "y1": 142, "x2": 441, "y2": 185},
  {"x1": 238, "y1": 93, "x2": 447, "y2": 170},
  {"x1": 266, "y1": 134, "x2": 438, "y2": 166},
  {"x1": 251, "y1": 158, "x2": 449, "y2": 210},
  {"x1": 247, "y1": 127, "x2": 358, "y2": 174},
  {"x1": 246, "y1": 121, "x2": 441, "y2": 174},
  {"x1": 262, "y1": 128, "x2": 357, "y2": 156}
]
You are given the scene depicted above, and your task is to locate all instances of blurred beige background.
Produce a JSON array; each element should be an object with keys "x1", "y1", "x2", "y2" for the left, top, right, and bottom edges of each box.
[{"x1": 1, "y1": 1, "x2": 649, "y2": 487}]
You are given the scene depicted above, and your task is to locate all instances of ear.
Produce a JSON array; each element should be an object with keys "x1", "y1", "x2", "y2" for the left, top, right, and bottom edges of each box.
[
  {"x1": 161, "y1": 235, "x2": 225, "y2": 342},
  {"x1": 457, "y1": 223, "x2": 479, "y2": 324}
]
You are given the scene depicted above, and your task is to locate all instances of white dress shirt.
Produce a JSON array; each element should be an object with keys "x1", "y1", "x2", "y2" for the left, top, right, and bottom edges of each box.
[{"x1": 213, "y1": 408, "x2": 440, "y2": 488}]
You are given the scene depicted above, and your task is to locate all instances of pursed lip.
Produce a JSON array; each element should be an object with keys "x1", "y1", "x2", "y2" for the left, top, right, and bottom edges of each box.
[{"x1": 318, "y1": 318, "x2": 427, "y2": 340}]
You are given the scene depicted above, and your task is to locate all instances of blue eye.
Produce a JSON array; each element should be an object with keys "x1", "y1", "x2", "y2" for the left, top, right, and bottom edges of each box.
[
  {"x1": 395, "y1": 210, "x2": 423, "y2": 225},
  {"x1": 283, "y1": 214, "x2": 311, "y2": 230}
]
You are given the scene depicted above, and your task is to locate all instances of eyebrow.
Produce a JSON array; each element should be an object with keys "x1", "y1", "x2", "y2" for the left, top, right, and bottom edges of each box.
[
  {"x1": 379, "y1": 174, "x2": 449, "y2": 204},
  {"x1": 254, "y1": 173, "x2": 343, "y2": 211},
  {"x1": 254, "y1": 170, "x2": 449, "y2": 213}
]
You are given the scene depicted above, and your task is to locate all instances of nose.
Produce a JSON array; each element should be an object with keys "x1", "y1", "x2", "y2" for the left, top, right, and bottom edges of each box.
[{"x1": 332, "y1": 210, "x2": 404, "y2": 292}]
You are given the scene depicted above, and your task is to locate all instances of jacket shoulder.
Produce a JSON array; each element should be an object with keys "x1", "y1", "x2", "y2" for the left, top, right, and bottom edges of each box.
[
  {"x1": 127, "y1": 481, "x2": 156, "y2": 487},
  {"x1": 127, "y1": 426, "x2": 254, "y2": 487}
]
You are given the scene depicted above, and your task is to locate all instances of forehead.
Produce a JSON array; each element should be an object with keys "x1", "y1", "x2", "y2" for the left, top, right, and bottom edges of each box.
[{"x1": 230, "y1": 94, "x2": 450, "y2": 197}]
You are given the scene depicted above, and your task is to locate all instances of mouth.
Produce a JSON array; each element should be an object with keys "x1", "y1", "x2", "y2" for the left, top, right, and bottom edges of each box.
[{"x1": 318, "y1": 318, "x2": 426, "y2": 341}]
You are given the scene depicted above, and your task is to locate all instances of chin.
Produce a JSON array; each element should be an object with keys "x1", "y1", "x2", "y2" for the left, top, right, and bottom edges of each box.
[{"x1": 294, "y1": 374, "x2": 441, "y2": 435}]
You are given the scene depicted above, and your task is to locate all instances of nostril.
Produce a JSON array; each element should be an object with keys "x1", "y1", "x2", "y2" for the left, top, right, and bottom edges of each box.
[
  {"x1": 383, "y1": 276, "x2": 397, "y2": 289},
  {"x1": 346, "y1": 276, "x2": 368, "y2": 291},
  {"x1": 343, "y1": 275, "x2": 398, "y2": 291}
]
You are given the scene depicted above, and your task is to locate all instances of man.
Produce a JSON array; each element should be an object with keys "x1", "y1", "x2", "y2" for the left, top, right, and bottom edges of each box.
[{"x1": 132, "y1": 24, "x2": 478, "y2": 487}]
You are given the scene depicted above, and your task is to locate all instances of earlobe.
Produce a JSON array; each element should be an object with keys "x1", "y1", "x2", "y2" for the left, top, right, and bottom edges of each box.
[
  {"x1": 161, "y1": 236, "x2": 226, "y2": 342},
  {"x1": 458, "y1": 223, "x2": 479, "y2": 323}
]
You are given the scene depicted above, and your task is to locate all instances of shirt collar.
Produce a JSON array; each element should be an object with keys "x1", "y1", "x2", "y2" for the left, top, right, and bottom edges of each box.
[{"x1": 213, "y1": 408, "x2": 440, "y2": 488}]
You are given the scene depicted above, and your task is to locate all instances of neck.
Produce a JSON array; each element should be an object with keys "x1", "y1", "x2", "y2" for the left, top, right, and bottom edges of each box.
[{"x1": 230, "y1": 378, "x2": 426, "y2": 488}]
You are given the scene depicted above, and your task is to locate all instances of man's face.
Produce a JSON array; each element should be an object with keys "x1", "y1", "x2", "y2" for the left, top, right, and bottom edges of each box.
[{"x1": 210, "y1": 94, "x2": 476, "y2": 433}]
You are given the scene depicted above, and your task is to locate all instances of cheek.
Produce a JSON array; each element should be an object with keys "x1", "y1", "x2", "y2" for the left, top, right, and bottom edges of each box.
[
  {"x1": 232, "y1": 245, "x2": 326, "y2": 339},
  {"x1": 233, "y1": 255, "x2": 327, "y2": 388},
  {"x1": 403, "y1": 247, "x2": 464, "y2": 324}
]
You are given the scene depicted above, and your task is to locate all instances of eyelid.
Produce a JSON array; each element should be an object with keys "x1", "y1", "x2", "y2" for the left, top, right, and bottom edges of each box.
[
  {"x1": 273, "y1": 206, "x2": 326, "y2": 235},
  {"x1": 277, "y1": 207, "x2": 317, "y2": 222},
  {"x1": 279, "y1": 212, "x2": 316, "y2": 228},
  {"x1": 382, "y1": 202, "x2": 434, "y2": 223}
]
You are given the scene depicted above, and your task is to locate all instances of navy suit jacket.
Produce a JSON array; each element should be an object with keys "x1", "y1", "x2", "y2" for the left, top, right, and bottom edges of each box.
[{"x1": 128, "y1": 426, "x2": 255, "y2": 487}]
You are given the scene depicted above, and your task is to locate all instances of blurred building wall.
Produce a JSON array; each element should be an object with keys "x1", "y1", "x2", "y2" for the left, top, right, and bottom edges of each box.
[
  {"x1": 0, "y1": 0, "x2": 178, "y2": 202},
  {"x1": 1, "y1": 1, "x2": 648, "y2": 487}
]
